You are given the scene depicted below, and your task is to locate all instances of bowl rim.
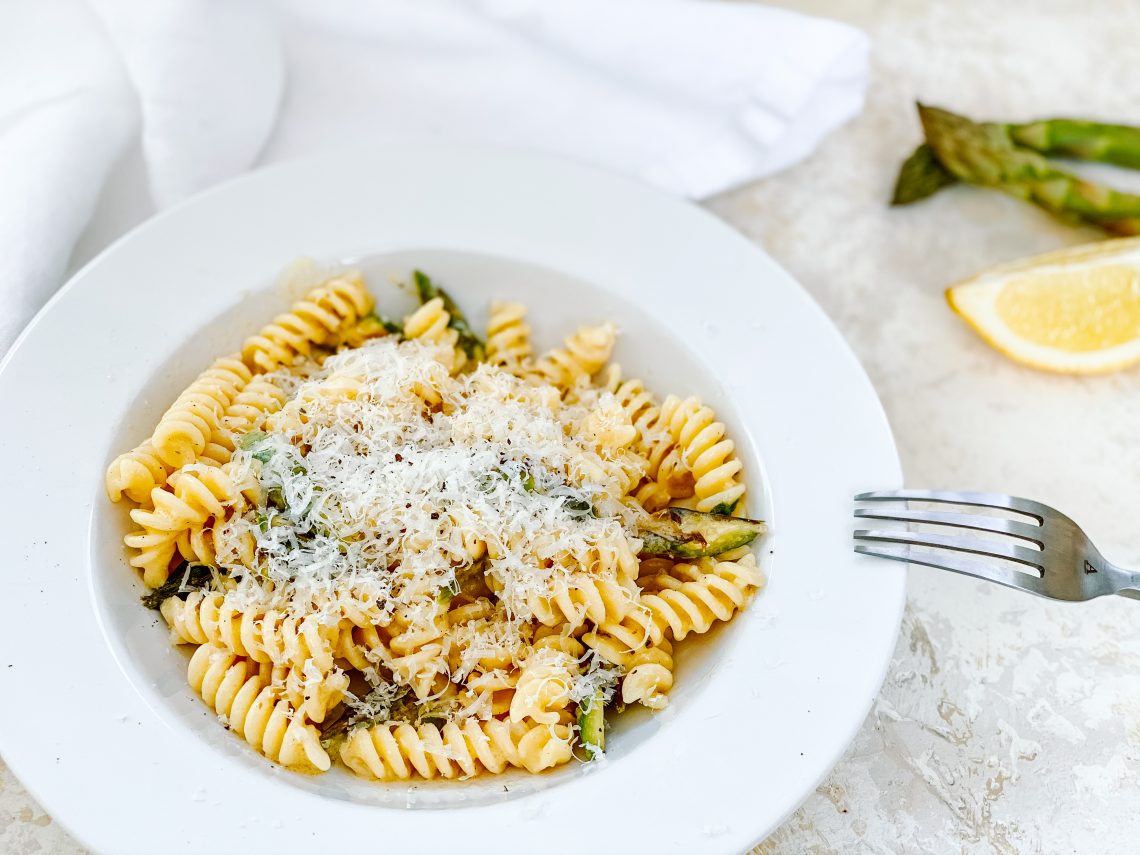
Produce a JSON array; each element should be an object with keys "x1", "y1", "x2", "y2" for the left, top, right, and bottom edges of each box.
[{"x1": 0, "y1": 143, "x2": 904, "y2": 855}]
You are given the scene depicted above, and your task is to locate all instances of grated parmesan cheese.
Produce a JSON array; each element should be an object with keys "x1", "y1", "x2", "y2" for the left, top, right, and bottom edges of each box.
[
  {"x1": 214, "y1": 337, "x2": 645, "y2": 666},
  {"x1": 568, "y1": 650, "x2": 622, "y2": 707}
]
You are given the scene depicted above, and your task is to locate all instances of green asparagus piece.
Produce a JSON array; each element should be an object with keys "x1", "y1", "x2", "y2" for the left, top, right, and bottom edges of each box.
[
  {"x1": 891, "y1": 143, "x2": 959, "y2": 205},
  {"x1": 1008, "y1": 119, "x2": 1140, "y2": 169},
  {"x1": 892, "y1": 108, "x2": 1140, "y2": 208},
  {"x1": 141, "y1": 562, "x2": 216, "y2": 610},
  {"x1": 355, "y1": 312, "x2": 404, "y2": 336},
  {"x1": 412, "y1": 270, "x2": 486, "y2": 361},
  {"x1": 638, "y1": 507, "x2": 765, "y2": 559},
  {"x1": 919, "y1": 104, "x2": 1140, "y2": 235},
  {"x1": 578, "y1": 689, "x2": 605, "y2": 760}
]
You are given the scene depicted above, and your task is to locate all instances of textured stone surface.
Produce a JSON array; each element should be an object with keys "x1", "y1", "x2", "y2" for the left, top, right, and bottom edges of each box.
[
  {"x1": 734, "y1": 1, "x2": 1140, "y2": 852},
  {"x1": 6, "y1": 1, "x2": 1140, "y2": 852}
]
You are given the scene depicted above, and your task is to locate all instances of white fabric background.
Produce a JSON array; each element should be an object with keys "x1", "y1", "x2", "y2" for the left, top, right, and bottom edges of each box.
[{"x1": 0, "y1": 0, "x2": 867, "y2": 354}]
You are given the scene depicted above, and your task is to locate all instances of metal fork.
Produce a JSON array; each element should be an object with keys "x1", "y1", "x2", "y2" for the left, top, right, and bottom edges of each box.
[{"x1": 853, "y1": 489, "x2": 1140, "y2": 601}]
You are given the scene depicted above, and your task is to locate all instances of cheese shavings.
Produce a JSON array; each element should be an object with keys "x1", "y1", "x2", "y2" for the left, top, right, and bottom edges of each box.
[
  {"x1": 569, "y1": 650, "x2": 622, "y2": 707},
  {"x1": 214, "y1": 337, "x2": 645, "y2": 659}
]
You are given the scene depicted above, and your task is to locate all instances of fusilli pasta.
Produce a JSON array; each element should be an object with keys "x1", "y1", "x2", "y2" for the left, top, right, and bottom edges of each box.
[
  {"x1": 161, "y1": 591, "x2": 340, "y2": 673},
  {"x1": 532, "y1": 323, "x2": 616, "y2": 390},
  {"x1": 339, "y1": 718, "x2": 573, "y2": 780},
  {"x1": 125, "y1": 462, "x2": 254, "y2": 586},
  {"x1": 151, "y1": 356, "x2": 252, "y2": 469},
  {"x1": 241, "y1": 272, "x2": 373, "y2": 372},
  {"x1": 105, "y1": 440, "x2": 174, "y2": 504},
  {"x1": 187, "y1": 643, "x2": 330, "y2": 772},
  {"x1": 403, "y1": 297, "x2": 464, "y2": 373},
  {"x1": 486, "y1": 301, "x2": 531, "y2": 367},
  {"x1": 659, "y1": 395, "x2": 746, "y2": 513},
  {"x1": 112, "y1": 266, "x2": 766, "y2": 782}
]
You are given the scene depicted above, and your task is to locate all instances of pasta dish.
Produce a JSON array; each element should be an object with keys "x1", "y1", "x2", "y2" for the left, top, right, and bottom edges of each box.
[{"x1": 105, "y1": 267, "x2": 765, "y2": 780}]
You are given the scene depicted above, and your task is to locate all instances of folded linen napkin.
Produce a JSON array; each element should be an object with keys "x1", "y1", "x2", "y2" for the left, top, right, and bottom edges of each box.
[{"x1": 0, "y1": 0, "x2": 868, "y2": 354}]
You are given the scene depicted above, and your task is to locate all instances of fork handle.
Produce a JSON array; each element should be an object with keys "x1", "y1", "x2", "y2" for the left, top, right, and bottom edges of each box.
[{"x1": 1112, "y1": 567, "x2": 1140, "y2": 599}]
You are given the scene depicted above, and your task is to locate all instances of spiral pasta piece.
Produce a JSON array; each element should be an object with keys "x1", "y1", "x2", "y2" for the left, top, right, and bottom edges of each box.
[
  {"x1": 125, "y1": 463, "x2": 253, "y2": 586},
  {"x1": 606, "y1": 371, "x2": 691, "y2": 507},
  {"x1": 389, "y1": 643, "x2": 449, "y2": 700},
  {"x1": 335, "y1": 587, "x2": 392, "y2": 631},
  {"x1": 238, "y1": 658, "x2": 347, "y2": 725},
  {"x1": 334, "y1": 622, "x2": 394, "y2": 672},
  {"x1": 567, "y1": 450, "x2": 643, "y2": 502},
  {"x1": 402, "y1": 297, "x2": 451, "y2": 342},
  {"x1": 335, "y1": 314, "x2": 394, "y2": 349},
  {"x1": 403, "y1": 297, "x2": 463, "y2": 372},
  {"x1": 220, "y1": 375, "x2": 289, "y2": 438},
  {"x1": 608, "y1": 372, "x2": 663, "y2": 446},
  {"x1": 150, "y1": 356, "x2": 252, "y2": 469},
  {"x1": 339, "y1": 718, "x2": 573, "y2": 780},
  {"x1": 585, "y1": 555, "x2": 762, "y2": 656},
  {"x1": 466, "y1": 668, "x2": 518, "y2": 716},
  {"x1": 388, "y1": 609, "x2": 447, "y2": 657},
  {"x1": 531, "y1": 630, "x2": 587, "y2": 658},
  {"x1": 581, "y1": 400, "x2": 638, "y2": 452},
  {"x1": 631, "y1": 479, "x2": 671, "y2": 513},
  {"x1": 281, "y1": 661, "x2": 350, "y2": 724},
  {"x1": 509, "y1": 645, "x2": 579, "y2": 724},
  {"x1": 592, "y1": 533, "x2": 641, "y2": 589},
  {"x1": 620, "y1": 639, "x2": 674, "y2": 710},
  {"x1": 524, "y1": 572, "x2": 636, "y2": 631},
  {"x1": 105, "y1": 440, "x2": 174, "y2": 504},
  {"x1": 485, "y1": 301, "x2": 531, "y2": 367},
  {"x1": 241, "y1": 272, "x2": 374, "y2": 372},
  {"x1": 655, "y1": 446, "x2": 695, "y2": 499},
  {"x1": 532, "y1": 323, "x2": 615, "y2": 391},
  {"x1": 640, "y1": 556, "x2": 763, "y2": 641},
  {"x1": 442, "y1": 599, "x2": 520, "y2": 677},
  {"x1": 659, "y1": 395, "x2": 745, "y2": 513},
  {"x1": 187, "y1": 643, "x2": 330, "y2": 772},
  {"x1": 446, "y1": 597, "x2": 496, "y2": 628},
  {"x1": 580, "y1": 602, "x2": 675, "y2": 710},
  {"x1": 161, "y1": 591, "x2": 340, "y2": 673},
  {"x1": 242, "y1": 611, "x2": 340, "y2": 672},
  {"x1": 105, "y1": 356, "x2": 251, "y2": 504}
]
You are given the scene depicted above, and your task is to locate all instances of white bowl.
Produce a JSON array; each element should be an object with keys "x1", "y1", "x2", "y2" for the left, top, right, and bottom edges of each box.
[{"x1": 0, "y1": 145, "x2": 903, "y2": 854}]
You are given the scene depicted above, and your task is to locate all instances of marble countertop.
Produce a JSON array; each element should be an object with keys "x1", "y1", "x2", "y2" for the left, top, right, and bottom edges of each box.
[{"x1": 6, "y1": 1, "x2": 1140, "y2": 852}]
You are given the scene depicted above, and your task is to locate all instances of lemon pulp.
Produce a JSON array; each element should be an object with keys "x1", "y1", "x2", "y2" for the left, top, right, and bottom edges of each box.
[{"x1": 994, "y1": 265, "x2": 1140, "y2": 353}]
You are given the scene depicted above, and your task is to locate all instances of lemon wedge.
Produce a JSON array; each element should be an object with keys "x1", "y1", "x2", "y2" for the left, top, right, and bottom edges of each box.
[{"x1": 947, "y1": 237, "x2": 1140, "y2": 374}]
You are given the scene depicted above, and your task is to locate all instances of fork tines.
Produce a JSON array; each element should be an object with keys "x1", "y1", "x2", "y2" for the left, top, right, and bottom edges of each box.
[{"x1": 853, "y1": 489, "x2": 1048, "y2": 595}]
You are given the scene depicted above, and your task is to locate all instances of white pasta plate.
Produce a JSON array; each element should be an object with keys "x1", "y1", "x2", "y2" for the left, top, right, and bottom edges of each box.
[{"x1": 0, "y1": 146, "x2": 903, "y2": 854}]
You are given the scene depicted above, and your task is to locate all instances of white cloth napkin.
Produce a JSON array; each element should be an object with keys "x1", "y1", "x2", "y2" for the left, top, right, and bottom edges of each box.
[{"x1": 0, "y1": 0, "x2": 868, "y2": 354}]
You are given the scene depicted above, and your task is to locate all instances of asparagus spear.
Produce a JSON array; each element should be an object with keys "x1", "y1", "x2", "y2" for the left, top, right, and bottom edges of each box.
[
  {"x1": 1008, "y1": 119, "x2": 1140, "y2": 169},
  {"x1": 918, "y1": 104, "x2": 1140, "y2": 235},
  {"x1": 578, "y1": 689, "x2": 605, "y2": 760},
  {"x1": 891, "y1": 143, "x2": 959, "y2": 205},
  {"x1": 140, "y1": 562, "x2": 217, "y2": 610},
  {"x1": 892, "y1": 109, "x2": 1140, "y2": 207},
  {"x1": 638, "y1": 507, "x2": 765, "y2": 559},
  {"x1": 412, "y1": 270, "x2": 486, "y2": 361}
]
